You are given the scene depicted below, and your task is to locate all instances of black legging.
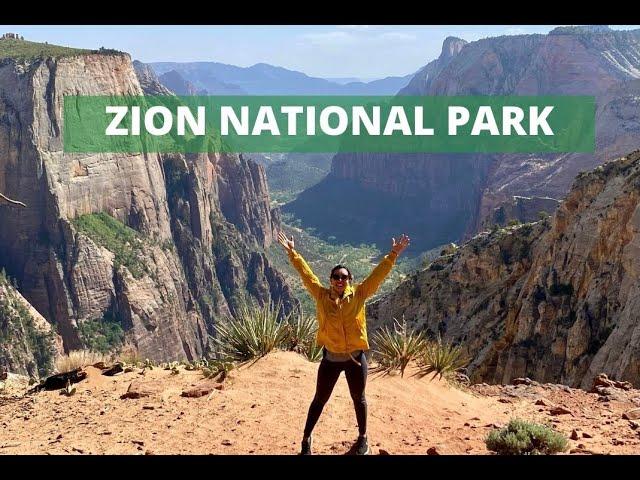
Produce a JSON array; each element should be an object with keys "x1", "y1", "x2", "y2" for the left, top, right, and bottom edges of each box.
[{"x1": 303, "y1": 350, "x2": 368, "y2": 438}]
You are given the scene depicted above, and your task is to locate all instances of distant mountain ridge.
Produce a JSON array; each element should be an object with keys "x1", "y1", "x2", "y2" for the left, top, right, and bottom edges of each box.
[
  {"x1": 149, "y1": 61, "x2": 413, "y2": 95},
  {"x1": 158, "y1": 70, "x2": 208, "y2": 96},
  {"x1": 286, "y1": 27, "x2": 640, "y2": 252}
]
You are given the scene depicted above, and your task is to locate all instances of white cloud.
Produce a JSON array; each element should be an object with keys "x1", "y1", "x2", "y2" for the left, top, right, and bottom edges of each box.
[
  {"x1": 300, "y1": 31, "x2": 357, "y2": 46},
  {"x1": 299, "y1": 30, "x2": 417, "y2": 48},
  {"x1": 336, "y1": 25, "x2": 371, "y2": 30},
  {"x1": 379, "y1": 32, "x2": 417, "y2": 42}
]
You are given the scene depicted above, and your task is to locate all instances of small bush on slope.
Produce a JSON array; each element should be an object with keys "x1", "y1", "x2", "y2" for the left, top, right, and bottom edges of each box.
[{"x1": 486, "y1": 419, "x2": 568, "y2": 455}]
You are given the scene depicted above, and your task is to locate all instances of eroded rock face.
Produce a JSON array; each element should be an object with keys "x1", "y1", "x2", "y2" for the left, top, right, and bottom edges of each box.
[
  {"x1": 480, "y1": 196, "x2": 560, "y2": 229},
  {"x1": 288, "y1": 29, "x2": 640, "y2": 251},
  {"x1": 0, "y1": 52, "x2": 293, "y2": 365},
  {"x1": 132, "y1": 60, "x2": 172, "y2": 96},
  {"x1": 369, "y1": 151, "x2": 640, "y2": 388},
  {"x1": 0, "y1": 277, "x2": 62, "y2": 377}
]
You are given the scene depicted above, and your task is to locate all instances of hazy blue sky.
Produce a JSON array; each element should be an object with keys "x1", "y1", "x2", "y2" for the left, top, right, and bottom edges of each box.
[{"x1": 2, "y1": 25, "x2": 639, "y2": 79}]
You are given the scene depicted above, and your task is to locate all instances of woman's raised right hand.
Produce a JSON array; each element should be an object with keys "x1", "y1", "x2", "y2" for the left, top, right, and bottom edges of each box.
[{"x1": 277, "y1": 231, "x2": 295, "y2": 252}]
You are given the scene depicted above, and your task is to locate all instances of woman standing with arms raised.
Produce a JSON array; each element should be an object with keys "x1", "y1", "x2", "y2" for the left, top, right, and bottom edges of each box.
[{"x1": 277, "y1": 231, "x2": 410, "y2": 455}]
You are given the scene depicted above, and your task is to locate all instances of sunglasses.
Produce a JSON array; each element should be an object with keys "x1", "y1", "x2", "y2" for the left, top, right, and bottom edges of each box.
[{"x1": 331, "y1": 274, "x2": 350, "y2": 281}]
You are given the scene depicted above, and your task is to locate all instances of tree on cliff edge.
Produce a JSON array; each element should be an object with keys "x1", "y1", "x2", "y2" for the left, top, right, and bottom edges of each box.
[{"x1": 0, "y1": 192, "x2": 26, "y2": 207}]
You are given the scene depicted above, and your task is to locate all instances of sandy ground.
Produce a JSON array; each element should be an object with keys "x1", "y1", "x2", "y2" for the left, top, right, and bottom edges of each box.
[{"x1": 1, "y1": 351, "x2": 639, "y2": 455}]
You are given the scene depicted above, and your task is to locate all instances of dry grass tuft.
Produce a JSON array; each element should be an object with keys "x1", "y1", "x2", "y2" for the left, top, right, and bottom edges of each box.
[{"x1": 55, "y1": 350, "x2": 110, "y2": 374}]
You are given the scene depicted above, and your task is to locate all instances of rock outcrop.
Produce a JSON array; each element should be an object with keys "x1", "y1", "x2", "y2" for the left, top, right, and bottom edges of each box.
[
  {"x1": 0, "y1": 48, "x2": 293, "y2": 366},
  {"x1": 132, "y1": 60, "x2": 172, "y2": 95},
  {"x1": 369, "y1": 151, "x2": 640, "y2": 388},
  {"x1": 480, "y1": 195, "x2": 560, "y2": 230},
  {"x1": 0, "y1": 273, "x2": 61, "y2": 377},
  {"x1": 287, "y1": 28, "x2": 640, "y2": 251},
  {"x1": 158, "y1": 70, "x2": 207, "y2": 96}
]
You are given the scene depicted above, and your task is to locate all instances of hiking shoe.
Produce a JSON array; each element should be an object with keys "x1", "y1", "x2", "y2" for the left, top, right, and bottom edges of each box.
[
  {"x1": 300, "y1": 436, "x2": 312, "y2": 455},
  {"x1": 355, "y1": 435, "x2": 370, "y2": 455}
]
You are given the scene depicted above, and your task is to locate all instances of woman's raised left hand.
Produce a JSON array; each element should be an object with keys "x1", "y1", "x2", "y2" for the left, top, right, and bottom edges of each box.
[{"x1": 391, "y1": 234, "x2": 410, "y2": 256}]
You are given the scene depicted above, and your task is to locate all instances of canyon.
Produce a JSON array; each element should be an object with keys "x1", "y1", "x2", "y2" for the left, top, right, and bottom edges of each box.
[
  {"x1": 0, "y1": 45, "x2": 293, "y2": 376},
  {"x1": 286, "y1": 27, "x2": 640, "y2": 252},
  {"x1": 368, "y1": 150, "x2": 640, "y2": 388}
]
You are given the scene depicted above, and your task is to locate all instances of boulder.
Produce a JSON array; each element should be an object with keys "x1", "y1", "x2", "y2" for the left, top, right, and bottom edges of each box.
[
  {"x1": 622, "y1": 408, "x2": 640, "y2": 421},
  {"x1": 181, "y1": 382, "x2": 224, "y2": 398},
  {"x1": 549, "y1": 406, "x2": 573, "y2": 416},
  {"x1": 512, "y1": 377, "x2": 533, "y2": 386},
  {"x1": 33, "y1": 369, "x2": 87, "y2": 392},
  {"x1": 591, "y1": 374, "x2": 634, "y2": 393},
  {"x1": 102, "y1": 363, "x2": 125, "y2": 376},
  {"x1": 535, "y1": 398, "x2": 555, "y2": 407},
  {"x1": 591, "y1": 373, "x2": 615, "y2": 391},
  {"x1": 120, "y1": 380, "x2": 162, "y2": 399}
]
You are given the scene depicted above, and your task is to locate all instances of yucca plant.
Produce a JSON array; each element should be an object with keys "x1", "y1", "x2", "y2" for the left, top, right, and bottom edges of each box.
[
  {"x1": 419, "y1": 335, "x2": 469, "y2": 380},
  {"x1": 60, "y1": 379, "x2": 77, "y2": 397},
  {"x1": 304, "y1": 343, "x2": 323, "y2": 362},
  {"x1": 282, "y1": 312, "x2": 316, "y2": 351},
  {"x1": 282, "y1": 311, "x2": 323, "y2": 362},
  {"x1": 209, "y1": 299, "x2": 290, "y2": 362},
  {"x1": 371, "y1": 317, "x2": 428, "y2": 377}
]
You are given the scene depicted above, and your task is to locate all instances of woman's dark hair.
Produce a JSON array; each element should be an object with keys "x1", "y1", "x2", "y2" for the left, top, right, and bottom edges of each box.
[{"x1": 330, "y1": 264, "x2": 352, "y2": 280}]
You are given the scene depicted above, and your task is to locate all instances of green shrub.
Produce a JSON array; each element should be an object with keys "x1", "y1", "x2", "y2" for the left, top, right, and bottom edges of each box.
[
  {"x1": 486, "y1": 419, "x2": 568, "y2": 455},
  {"x1": 202, "y1": 359, "x2": 235, "y2": 381},
  {"x1": 209, "y1": 299, "x2": 290, "y2": 362},
  {"x1": 371, "y1": 317, "x2": 428, "y2": 377},
  {"x1": 77, "y1": 311, "x2": 125, "y2": 354},
  {"x1": 537, "y1": 211, "x2": 550, "y2": 221},
  {"x1": 420, "y1": 335, "x2": 469, "y2": 380}
]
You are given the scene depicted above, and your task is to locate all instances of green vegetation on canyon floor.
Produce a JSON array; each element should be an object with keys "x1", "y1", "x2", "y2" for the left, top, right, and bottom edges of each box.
[
  {"x1": 77, "y1": 311, "x2": 125, "y2": 355},
  {"x1": 267, "y1": 212, "x2": 424, "y2": 314},
  {"x1": 263, "y1": 152, "x2": 333, "y2": 206}
]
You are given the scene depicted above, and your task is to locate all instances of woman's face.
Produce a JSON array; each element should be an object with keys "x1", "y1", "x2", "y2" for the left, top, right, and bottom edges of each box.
[{"x1": 330, "y1": 267, "x2": 351, "y2": 295}]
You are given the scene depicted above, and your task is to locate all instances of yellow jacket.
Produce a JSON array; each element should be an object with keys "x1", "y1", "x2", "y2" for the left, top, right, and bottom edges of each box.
[{"x1": 287, "y1": 248, "x2": 398, "y2": 353}]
